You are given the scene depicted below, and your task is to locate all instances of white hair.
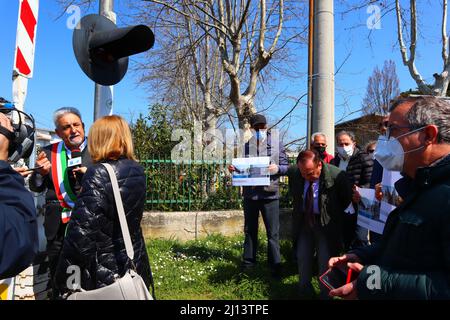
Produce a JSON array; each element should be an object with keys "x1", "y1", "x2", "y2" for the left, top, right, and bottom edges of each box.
[
  {"x1": 53, "y1": 107, "x2": 82, "y2": 128},
  {"x1": 311, "y1": 132, "x2": 327, "y2": 144}
]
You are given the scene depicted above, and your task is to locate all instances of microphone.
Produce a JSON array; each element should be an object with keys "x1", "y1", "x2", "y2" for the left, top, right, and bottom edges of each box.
[{"x1": 68, "y1": 149, "x2": 83, "y2": 192}]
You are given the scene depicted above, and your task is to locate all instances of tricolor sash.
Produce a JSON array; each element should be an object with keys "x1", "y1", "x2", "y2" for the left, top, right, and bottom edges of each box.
[{"x1": 51, "y1": 141, "x2": 77, "y2": 223}]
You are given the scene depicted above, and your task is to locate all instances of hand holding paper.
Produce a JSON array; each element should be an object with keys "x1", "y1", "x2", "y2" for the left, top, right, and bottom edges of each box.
[{"x1": 268, "y1": 163, "x2": 279, "y2": 175}]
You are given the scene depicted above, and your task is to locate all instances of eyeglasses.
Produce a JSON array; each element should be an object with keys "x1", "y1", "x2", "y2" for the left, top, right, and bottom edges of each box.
[
  {"x1": 385, "y1": 124, "x2": 415, "y2": 139},
  {"x1": 367, "y1": 149, "x2": 375, "y2": 153}
]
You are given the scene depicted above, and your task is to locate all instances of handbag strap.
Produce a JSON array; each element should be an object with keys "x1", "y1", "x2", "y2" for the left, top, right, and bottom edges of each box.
[{"x1": 102, "y1": 163, "x2": 134, "y2": 261}]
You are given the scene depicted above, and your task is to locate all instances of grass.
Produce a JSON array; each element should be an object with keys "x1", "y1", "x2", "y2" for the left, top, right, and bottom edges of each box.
[{"x1": 146, "y1": 233, "x2": 321, "y2": 300}]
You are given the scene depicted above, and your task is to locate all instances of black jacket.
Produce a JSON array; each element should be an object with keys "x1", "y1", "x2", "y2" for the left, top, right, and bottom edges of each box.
[
  {"x1": 29, "y1": 142, "x2": 92, "y2": 240},
  {"x1": 55, "y1": 158, "x2": 153, "y2": 293},
  {"x1": 288, "y1": 162, "x2": 352, "y2": 245},
  {"x1": 0, "y1": 161, "x2": 38, "y2": 278},
  {"x1": 331, "y1": 148, "x2": 373, "y2": 187},
  {"x1": 352, "y1": 154, "x2": 450, "y2": 299}
]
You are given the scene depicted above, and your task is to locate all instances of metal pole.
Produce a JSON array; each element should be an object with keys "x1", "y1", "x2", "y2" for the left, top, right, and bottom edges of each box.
[
  {"x1": 94, "y1": 0, "x2": 115, "y2": 121},
  {"x1": 306, "y1": 0, "x2": 314, "y2": 149},
  {"x1": 312, "y1": 0, "x2": 335, "y2": 154}
]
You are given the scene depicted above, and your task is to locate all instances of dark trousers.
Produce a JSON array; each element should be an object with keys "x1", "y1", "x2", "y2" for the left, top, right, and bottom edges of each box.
[
  {"x1": 369, "y1": 230, "x2": 382, "y2": 244},
  {"x1": 242, "y1": 198, "x2": 281, "y2": 267},
  {"x1": 297, "y1": 216, "x2": 340, "y2": 298},
  {"x1": 343, "y1": 213, "x2": 370, "y2": 250},
  {"x1": 46, "y1": 222, "x2": 67, "y2": 299}
]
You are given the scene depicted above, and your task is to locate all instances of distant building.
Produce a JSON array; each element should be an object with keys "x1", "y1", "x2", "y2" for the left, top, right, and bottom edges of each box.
[
  {"x1": 334, "y1": 114, "x2": 384, "y2": 149},
  {"x1": 35, "y1": 127, "x2": 59, "y2": 147},
  {"x1": 285, "y1": 148, "x2": 298, "y2": 161}
]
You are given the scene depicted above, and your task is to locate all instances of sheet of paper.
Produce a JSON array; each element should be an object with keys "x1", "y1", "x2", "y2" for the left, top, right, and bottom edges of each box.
[
  {"x1": 357, "y1": 187, "x2": 385, "y2": 234},
  {"x1": 232, "y1": 157, "x2": 270, "y2": 186},
  {"x1": 379, "y1": 170, "x2": 402, "y2": 222}
]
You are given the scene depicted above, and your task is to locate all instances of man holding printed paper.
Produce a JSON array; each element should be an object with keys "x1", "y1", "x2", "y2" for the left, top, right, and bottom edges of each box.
[
  {"x1": 228, "y1": 114, "x2": 289, "y2": 278},
  {"x1": 29, "y1": 107, "x2": 92, "y2": 299}
]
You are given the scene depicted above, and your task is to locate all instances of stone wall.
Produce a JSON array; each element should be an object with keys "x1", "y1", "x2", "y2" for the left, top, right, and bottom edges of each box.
[{"x1": 141, "y1": 208, "x2": 294, "y2": 242}]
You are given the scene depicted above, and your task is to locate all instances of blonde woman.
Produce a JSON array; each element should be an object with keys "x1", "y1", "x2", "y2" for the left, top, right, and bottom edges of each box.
[{"x1": 55, "y1": 115, "x2": 153, "y2": 297}]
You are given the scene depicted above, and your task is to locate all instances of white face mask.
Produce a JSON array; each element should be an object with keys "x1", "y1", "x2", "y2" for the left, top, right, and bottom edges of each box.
[
  {"x1": 374, "y1": 127, "x2": 426, "y2": 172},
  {"x1": 337, "y1": 145, "x2": 353, "y2": 159}
]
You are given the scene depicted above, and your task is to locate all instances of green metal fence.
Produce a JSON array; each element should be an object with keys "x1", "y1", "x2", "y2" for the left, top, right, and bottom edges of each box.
[{"x1": 140, "y1": 156, "x2": 296, "y2": 212}]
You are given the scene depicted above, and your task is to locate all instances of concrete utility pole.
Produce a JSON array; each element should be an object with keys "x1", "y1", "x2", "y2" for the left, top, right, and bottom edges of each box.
[
  {"x1": 306, "y1": 0, "x2": 314, "y2": 148},
  {"x1": 312, "y1": 0, "x2": 335, "y2": 154},
  {"x1": 94, "y1": 0, "x2": 116, "y2": 120}
]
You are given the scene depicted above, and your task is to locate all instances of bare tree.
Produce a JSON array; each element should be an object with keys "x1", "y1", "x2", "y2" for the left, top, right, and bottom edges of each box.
[
  {"x1": 56, "y1": 0, "x2": 307, "y2": 137},
  {"x1": 139, "y1": 0, "x2": 306, "y2": 133},
  {"x1": 362, "y1": 60, "x2": 400, "y2": 115},
  {"x1": 339, "y1": 0, "x2": 450, "y2": 96},
  {"x1": 134, "y1": 10, "x2": 226, "y2": 132}
]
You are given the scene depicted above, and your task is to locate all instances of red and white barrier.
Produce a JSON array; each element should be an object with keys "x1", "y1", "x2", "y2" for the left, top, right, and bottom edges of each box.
[{"x1": 13, "y1": 0, "x2": 39, "y2": 78}]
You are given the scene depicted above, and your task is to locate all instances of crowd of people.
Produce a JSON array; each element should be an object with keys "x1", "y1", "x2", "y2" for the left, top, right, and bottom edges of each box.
[
  {"x1": 228, "y1": 96, "x2": 450, "y2": 300},
  {"x1": 0, "y1": 95, "x2": 449, "y2": 300}
]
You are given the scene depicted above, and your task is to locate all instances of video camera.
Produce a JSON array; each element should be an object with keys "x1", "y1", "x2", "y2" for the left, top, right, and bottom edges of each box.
[{"x1": 0, "y1": 97, "x2": 35, "y2": 163}]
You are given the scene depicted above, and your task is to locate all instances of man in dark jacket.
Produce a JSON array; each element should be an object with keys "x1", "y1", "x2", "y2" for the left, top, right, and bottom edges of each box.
[
  {"x1": 29, "y1": 107, "x2": 92, "y2": 298},
  {"x1": 0, "y1": 113, "x2": 38, "y2": 279},
  {"x1": 330, "y1": 131, "x2": 374, "y2": 250},
  {"x1": 329, "y1": 95, "x2": 450, "y2": 299},
  {"x1": 289, "y1": 150, "x2": 352, "y2": 298},
  {"x1": 228, "y1": 114, "x2": 289, "y2": 277}
]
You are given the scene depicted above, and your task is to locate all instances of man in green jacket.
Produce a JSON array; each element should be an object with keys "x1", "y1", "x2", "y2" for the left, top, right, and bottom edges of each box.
[
  {"x1": 289, "y1": 150, "x2": 352, "y2": 298},
  {"x1": 329, "y1": 95, "x2": 450, "y2": 299}
]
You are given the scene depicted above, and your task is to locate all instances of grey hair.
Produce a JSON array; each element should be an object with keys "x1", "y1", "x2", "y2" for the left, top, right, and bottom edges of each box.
[
  {"x1": 336, "y1": 130, "x2": 356, "y2": 142},
  {"x1": 311, "y1": 132, "x2": 327, "y2": 144},
  {"x1": 53, "y1": 107, "x2": 82, "y2": 128},
  {"x1": 365, "y1": 140, "x2": 377, "y2": 153},
  {"x1": 390, "y1": 96, "x2": 450, "y2": 143}
]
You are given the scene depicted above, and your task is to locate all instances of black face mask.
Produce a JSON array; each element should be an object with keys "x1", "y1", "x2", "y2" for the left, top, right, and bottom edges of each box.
[{"x1": 314, "y1": 146, "x2": 326, "y2": 158}]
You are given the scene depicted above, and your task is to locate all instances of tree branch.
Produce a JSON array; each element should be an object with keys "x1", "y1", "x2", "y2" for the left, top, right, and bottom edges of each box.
[
  {"x1": 443, "y1": 0, "x2": 449, "y2": 67},
  {"x1": 145, "y1": 0, "x2": 231, "y2": 38},
  {"x1": 268, "y1": 92, "x2": 307, "y2": 131},
  {"x1": 395, "y1": 0, "x2": 431, "y2": 94},
  {"x1": 268, "y1": 0, "x2": 283, "y2": 54}
]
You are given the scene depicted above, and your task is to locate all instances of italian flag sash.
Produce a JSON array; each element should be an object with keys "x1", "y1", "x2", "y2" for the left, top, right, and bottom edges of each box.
[{"x1": 51, "y1": 141, "x2": 77, "y2": 223}]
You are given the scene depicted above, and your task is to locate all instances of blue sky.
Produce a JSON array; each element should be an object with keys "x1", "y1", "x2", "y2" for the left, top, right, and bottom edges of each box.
[
  {"x1": 0, "y1": 0, "x2": 147, "y2": 130},
  {"x1": 0, "y1": 1, "x2": 446, "y2": 144}
]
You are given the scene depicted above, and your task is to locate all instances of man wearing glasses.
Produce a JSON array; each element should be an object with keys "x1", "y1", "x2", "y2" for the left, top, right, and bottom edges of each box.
[
  {"x1": 328, "y1": 95, "x2": 450, "y2": 299},
  {"x1": 29, "y1": 107, "x2": 92, "y2": 299}
]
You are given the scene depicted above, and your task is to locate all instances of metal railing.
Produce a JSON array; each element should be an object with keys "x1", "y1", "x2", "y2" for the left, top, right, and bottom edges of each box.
[{"x1": 140, "y1": 156, "x2": 296, "y2": 211}]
